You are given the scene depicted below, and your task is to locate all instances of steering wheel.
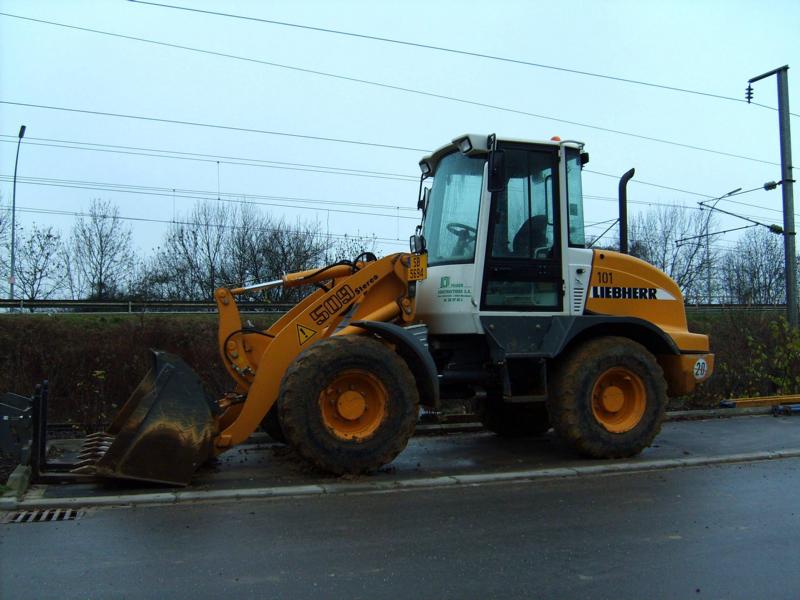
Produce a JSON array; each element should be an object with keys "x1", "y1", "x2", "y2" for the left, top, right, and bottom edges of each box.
[
  {"x1": 446, "y1": 222, "x2": 477, "y2": 256},
  {"x1": 446, "y1": 222, "x2": 477, "y2": 239}
]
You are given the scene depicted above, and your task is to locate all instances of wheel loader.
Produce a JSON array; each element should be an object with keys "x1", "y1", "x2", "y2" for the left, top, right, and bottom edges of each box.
[{"x1": 70, "y1": 134, "x2": 714, "y2": 485}]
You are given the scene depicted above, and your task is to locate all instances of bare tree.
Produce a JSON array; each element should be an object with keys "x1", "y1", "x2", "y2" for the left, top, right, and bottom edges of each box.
[
  {"x1": 140, "y1": 202, "x2": 329, "y2": 301},
  {"x1": 68, "y1": 199, "x2": 134, "y2": 300},
  {"x1": 14, "y1": 224, "x2": 64, "y2": 300},
  {"x1": 257, "y1": 216, "x2": 328, "y2": 304},
  {"x1": 629, "y1": 205, "x2": 719, "y2": 302},
  {"x1": 719, "y1": 228, "x2": 786, "y2": 304},
  {"x1": 223, "y1": 203, "x2": 273, "y2": 288},
  {"x1": 328, "y1": 233, "x2": 379, "y2": 263},
  {"x1": 152, "y1": 202, "x2": 232, "y2": 300}
]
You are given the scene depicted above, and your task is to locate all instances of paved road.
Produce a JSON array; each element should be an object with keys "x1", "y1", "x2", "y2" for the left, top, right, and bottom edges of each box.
[{"x1": 3, "y1": 456, "x2": 800, "y2": 599}]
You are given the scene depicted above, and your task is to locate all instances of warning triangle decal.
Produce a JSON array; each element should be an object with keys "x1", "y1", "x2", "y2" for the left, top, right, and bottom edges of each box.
[{"x1": 297, "y1": 324, "x2": 318, "y2": 345}]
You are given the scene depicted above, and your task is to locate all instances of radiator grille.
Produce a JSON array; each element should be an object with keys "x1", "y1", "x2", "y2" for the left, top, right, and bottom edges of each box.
[{"x1": 572, "y1": 283, "x2": 587, "y2": 314}]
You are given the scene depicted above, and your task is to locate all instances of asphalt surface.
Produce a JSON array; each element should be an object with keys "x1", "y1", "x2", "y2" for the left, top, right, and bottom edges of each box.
[
  {"x1": 27, "y1": 414, "x2": 800, "y2": 500},
  {"x1": 2, "y1": 456, "x2": 799, "y2": 600}
]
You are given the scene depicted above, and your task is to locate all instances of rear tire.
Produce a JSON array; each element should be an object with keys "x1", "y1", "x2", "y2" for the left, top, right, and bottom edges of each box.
[
  {"x1": 278, "y1": 336, "x2": 419, "y2": 474},
  {"x1": 548, "y1": 336, "x2": 667, "y2": 458},
  {"x1": 479, "y1": 400, "x2": 550, "y2": 437}
]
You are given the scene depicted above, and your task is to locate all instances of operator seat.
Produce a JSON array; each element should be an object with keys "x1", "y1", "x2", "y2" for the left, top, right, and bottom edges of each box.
[{"x1": 512, "y1": 215, "x2": 548, "y2": 257}]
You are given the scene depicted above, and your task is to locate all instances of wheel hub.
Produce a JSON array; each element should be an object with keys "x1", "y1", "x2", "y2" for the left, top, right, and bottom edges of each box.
[
  {"x1": 591, "y1": 368, "x2": 646, "y2": 433},
  {"x1": 600, "y1": 386, "x2": 625, "y2": 413},
  {"x1": 319, "y1": 370, "x2": 388, "y2": 441},
  {"x1": 336, "y1": 390, "x2": 367, "y2": 421}
]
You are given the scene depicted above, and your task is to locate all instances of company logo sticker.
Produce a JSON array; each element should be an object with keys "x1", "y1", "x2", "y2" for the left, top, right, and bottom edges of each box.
[{"x1": 436, "y1": 276, "x2": 471, "y2": 304}]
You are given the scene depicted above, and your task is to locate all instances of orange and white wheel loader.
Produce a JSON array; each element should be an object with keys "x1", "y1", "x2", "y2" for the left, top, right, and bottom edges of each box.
[{"x1": 65, "y1": 134, "x2": 714, "y2": 485}]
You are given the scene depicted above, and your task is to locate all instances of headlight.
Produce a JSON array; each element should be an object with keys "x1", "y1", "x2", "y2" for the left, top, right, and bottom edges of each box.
[{"x1": 456, "y1": 137, "x2": 473, "y2": 154}]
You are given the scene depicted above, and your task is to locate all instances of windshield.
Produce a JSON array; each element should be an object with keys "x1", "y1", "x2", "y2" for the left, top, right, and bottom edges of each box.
[{"x1": 422, "y1": 152, "x2": 485, "y2": 266}]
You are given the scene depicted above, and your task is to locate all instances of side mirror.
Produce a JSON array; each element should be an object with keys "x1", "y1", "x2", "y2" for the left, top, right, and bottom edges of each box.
[{"x1": 487, "y1": 149, "x2": 506, "y2": 193}]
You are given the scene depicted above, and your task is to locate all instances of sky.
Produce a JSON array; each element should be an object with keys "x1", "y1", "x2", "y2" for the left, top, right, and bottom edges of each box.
[{"x1": 0, "y1": 0, "x2": 798, "y2": 287}]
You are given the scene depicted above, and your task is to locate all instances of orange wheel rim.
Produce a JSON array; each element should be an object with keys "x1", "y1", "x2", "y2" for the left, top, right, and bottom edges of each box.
[
  {"x1": 319, "y1": 369, "x2": 388, "y2": 441},
  {"x1": 591, "y1": 367, "x2": 646, "y2": 433}
]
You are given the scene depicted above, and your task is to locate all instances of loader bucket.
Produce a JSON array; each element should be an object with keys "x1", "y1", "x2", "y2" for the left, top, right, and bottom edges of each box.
[{"x1": 72, "y1": 350, "x2": 219, "y2": 486}]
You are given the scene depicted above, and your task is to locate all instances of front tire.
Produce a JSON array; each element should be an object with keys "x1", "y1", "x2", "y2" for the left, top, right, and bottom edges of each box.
[
  {"x1": 548, "y1": 337, "x2": 667, "y2": 458},
  {"x1": 278, "y1": 335, "x2": 419, "y2": 474}
]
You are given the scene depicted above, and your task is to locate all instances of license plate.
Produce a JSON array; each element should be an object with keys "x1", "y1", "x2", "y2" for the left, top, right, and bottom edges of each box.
[{"x1": 408, "y1": 254, "x2": 427, "y2": 281}]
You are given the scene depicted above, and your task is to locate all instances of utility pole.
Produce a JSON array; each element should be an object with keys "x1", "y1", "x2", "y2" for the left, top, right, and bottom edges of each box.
[
  {"x1": 706, "y1": 227, "x2": 711, "y2": 304},
  {"x1": 748, "y1": 66, "x2": 796, "y2": 326},
  {"x1": 9, "y1": 124, "x2": 26, "y2": 301}
]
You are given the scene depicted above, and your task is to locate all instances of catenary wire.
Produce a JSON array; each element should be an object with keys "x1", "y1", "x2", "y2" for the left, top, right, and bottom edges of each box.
[
  {"x1": 2, "y1": 133, "x2": 789, "y2": 220},
  {"x1": 5, "y1": 132, "x2": 779, "y2": 213},
  {"x1": 0, "y1": 100, "x2": 429, "y2": 153},
  {"x1": 0, "y1": 172, "x2": 418, "y2": 212},
  {"x1": 2, "y1": 173, "x2": 783, "y2": 225},
  {"x1": 0, "y1": 136, "x2": 418, "y2": 182},
  {"x1": 0, "y1": 12, "x2": 786, "y2": 167},
  {"x1": 0, "y1": 175, "x2": 420, "y2": 220},
  {"x1": 127, "y1": 0, "x2": 797, "y2": 117}
]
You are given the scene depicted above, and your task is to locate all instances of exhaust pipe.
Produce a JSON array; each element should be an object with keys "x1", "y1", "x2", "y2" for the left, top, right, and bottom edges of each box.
[{"x1": 619, "y1": 168, "x2": 635, "y2": 254}]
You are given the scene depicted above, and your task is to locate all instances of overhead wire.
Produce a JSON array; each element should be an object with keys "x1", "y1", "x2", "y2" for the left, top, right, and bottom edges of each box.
[
  {"x1": 0, "y1": 99, "x2": 429, "y2": 153},
  {"x1": 2, "y1": 129, "x2": 790, "y2": 223},
  {"x1": 0, "y1": 12, "x2": 785, "y2": 167},
  {"x1": 3, "y1": 167, "x2": 786, "y2": 224},
  {"x1": 0, "y1": 174, "x2": 420, "y2": 220},
  {"x1": 2, "y1": 132, "x2": 783, "y2": 215},
  {"x1": 0, "y1": 135, "x2": 418, "y2": 182},
  {"x1": 128, "y1": 0, "x2": 797, "y2": 117},
  {"x1": 1, "y1": 141, "x2": 789, "y2": 222}
]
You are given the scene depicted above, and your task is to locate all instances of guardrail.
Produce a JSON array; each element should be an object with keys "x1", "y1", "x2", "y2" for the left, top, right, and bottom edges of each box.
[
  {"x1": 0, "y1": 298, "x2": 790, "y2": 315},
  {"x1": 0, "y1": 299, "x2": 295, "y2": 314}
]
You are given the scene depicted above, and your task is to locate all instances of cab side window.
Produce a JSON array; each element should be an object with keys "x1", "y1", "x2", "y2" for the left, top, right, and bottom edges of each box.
[{"x1": 490, "y1": 150, "x2": 555, "y2": 260}]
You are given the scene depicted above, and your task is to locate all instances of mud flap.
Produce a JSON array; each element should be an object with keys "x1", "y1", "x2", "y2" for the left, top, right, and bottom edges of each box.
[{"x1": 71, "y1": 350, "x2": 219, "y2": 486}]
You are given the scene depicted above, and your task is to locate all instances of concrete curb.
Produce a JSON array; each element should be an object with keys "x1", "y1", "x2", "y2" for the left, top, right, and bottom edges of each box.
[
  {"x1": 1, "y1": 465, "x2": 31, "y2": 501},
  {"x1": 665, "y1": 407, "x2": 773, "y2": 420},
  {"x1": 4, "y1": 447, "x2": 800, "y2": 511}
]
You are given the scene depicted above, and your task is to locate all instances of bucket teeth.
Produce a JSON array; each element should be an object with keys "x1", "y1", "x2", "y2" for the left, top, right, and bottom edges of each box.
[
  {"x1": 71, "y1": 464, "x2": 99, "y2": 475},
  {"x1": 73, "y1": 434, "x2": 115, "y2": 471},
  {"x1": 78, "y1": 448, "x2": 108, "y2": 462},
  {"x1": 79, "y1": 441, "x2": 111, "y2": 452}
]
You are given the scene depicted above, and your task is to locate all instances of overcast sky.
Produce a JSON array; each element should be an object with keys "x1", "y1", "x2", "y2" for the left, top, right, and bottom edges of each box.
[{"x1": 1, "y1": 0, "x2": 798, "y2": 276}]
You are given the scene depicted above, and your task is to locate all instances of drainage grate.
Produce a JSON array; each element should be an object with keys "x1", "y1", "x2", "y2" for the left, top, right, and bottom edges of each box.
[{"x1": 2, "y1": 508, "x2": 86, "y2": 524}]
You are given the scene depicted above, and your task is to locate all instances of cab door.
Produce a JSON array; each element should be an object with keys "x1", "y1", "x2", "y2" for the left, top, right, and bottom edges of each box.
[{"x1": 480, "y1": 145, "x2": 563, "y2": 312}]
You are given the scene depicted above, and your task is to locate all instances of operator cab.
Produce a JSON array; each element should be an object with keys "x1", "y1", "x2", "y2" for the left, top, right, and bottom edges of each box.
[{"x1": 415, "y1": 133, "x2": 592, "y2": 334}]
